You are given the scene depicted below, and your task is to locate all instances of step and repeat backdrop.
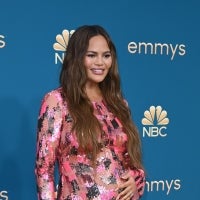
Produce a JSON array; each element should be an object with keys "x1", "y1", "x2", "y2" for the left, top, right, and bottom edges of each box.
[{"x1": 1, "y1": 1, "x2": 199, "y2": 199}]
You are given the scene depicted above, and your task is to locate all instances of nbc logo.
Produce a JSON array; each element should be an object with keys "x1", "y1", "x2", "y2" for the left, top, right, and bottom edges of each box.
[
  {"x1": 53, "y1": 29, "x2": 75, "y2": 64},
  {"x1": 142, "y1": 105, "x2": 169, "y2": 137}
]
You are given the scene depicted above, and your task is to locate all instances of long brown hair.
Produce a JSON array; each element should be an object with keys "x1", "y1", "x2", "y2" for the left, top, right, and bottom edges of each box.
[{"x1": 60, "y1": 25, "x2": 143, "y2": 169}]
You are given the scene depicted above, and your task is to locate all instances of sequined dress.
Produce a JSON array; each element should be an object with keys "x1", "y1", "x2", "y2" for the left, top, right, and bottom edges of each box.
[{"x1": 35, "y1": 88, "x2": 145, "y2": 200}]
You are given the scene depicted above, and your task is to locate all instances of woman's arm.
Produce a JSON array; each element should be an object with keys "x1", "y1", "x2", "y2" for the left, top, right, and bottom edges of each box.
[{"x1": 35, "y1": 91, "x2": 63, "y2": 200}]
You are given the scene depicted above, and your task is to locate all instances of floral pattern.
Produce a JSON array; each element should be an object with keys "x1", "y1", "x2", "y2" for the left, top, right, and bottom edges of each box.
[{"x1": 35, "y1": 88, "x2": 145, "y2": 200}]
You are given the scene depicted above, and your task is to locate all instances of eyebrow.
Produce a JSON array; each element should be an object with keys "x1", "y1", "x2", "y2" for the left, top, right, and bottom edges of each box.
[{"x1": 86, "y1": 51, "x2": 111, "y2": 54}]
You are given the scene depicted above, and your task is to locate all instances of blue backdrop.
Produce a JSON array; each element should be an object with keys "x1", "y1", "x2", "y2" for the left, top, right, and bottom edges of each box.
[{"x1": 1, "y1": 0, "x2": 199, "y2": 199}]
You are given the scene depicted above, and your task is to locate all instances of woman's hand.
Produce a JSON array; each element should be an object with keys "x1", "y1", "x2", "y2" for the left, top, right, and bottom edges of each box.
[{"x1": 116, "y1": 171, "x2": 138, "y2": 200}]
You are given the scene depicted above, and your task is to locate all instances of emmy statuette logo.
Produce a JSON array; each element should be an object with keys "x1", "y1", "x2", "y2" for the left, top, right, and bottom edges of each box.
[{"x1": 142, "y1": 105, "x2": 169, "y2": 137}]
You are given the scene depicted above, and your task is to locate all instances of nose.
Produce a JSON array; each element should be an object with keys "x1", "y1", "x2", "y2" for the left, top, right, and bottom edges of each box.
[{"x1": 95, "y1": 55, "x2": 103, "y2": 65}]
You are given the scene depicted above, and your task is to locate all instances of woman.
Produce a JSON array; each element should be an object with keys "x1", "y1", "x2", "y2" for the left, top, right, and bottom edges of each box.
[{"x1": 35, "y1": 25, "x2": 145, "y2": 200}]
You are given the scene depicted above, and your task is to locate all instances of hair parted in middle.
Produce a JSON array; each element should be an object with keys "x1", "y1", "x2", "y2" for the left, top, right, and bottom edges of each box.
[{"x1": 60, "y1": 25, "x2": 143, "y2": 169}]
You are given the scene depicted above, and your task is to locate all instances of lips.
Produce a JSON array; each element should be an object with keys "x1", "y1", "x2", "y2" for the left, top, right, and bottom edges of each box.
[{"x1": 91, "y1": 68, "x2": 104, "y2": 75}]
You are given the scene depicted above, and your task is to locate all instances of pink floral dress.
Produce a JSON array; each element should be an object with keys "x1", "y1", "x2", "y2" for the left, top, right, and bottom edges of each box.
[{"x1": 35, "y1": 88, "x2": 145, "y2": 200}]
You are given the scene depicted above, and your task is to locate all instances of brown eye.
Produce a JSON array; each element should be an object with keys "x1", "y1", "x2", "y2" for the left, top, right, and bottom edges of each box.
[
  {"x1": 104, "y1": 53, "x2": 111, "y2": 58},
  {"x1": 87, "y1": 54, "x2": 95, "y2": 58}
]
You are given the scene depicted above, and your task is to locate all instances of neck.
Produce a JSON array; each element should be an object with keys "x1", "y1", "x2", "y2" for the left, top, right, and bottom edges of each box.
[{"x1": 85, "y1": 82, "x2": 103, "y2": 102}]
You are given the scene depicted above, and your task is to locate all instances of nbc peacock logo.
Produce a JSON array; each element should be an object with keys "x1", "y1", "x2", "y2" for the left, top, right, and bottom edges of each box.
[
  {"x1": 53, "y1": 29, "x2": 75, "y2": 64},
  {"x1": 142, "y1": 105, "x2": 169, "y2": 137}
]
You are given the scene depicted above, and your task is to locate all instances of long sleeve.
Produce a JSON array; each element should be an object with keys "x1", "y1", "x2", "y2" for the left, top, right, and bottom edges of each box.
[
  {"x1": 130, "y1": 168, "x2": 145, "y2": 199},
  {"x1": 35, "y1": 91, "x2": 63, "y2": 200}
]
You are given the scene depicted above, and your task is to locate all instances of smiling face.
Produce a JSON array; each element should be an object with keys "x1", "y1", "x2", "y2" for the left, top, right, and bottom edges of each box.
[{"x1": 84, "y1": 35, "x2": 112, "y2": 87}]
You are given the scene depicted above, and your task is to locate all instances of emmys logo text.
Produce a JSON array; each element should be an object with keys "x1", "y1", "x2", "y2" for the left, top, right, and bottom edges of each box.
[
  {"x1": 128, "y1": 41, "x2": 186, "y2": 60},
  {"x1": 0, "y1": 35, "x2": 6, "y2": 48},
  {"x1": 146, "y1": 178, "x2": 181, "y2": 195},
  {"x1": 142, "y1": 106, "x2": 169, "y2": 137},
  {"x1": 53, "y1": 29, "x2": 75, "y2": 64},
  {"x1": 0, "y1": 190, "x2": 8, "y2": 200}
]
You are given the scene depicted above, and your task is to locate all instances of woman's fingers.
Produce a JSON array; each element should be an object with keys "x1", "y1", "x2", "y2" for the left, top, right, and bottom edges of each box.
[
  {"x1": 116, "y1": 173, "x2": 137, "y2": 200},
  {"x1": 117, "y1": 185, "x2": 134, "y2": 200}
]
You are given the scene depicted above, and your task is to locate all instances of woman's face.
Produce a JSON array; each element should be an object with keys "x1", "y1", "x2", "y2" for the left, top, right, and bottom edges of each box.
[{"x1": 84, "y1": 35, "x2": 112, "y2": 86}]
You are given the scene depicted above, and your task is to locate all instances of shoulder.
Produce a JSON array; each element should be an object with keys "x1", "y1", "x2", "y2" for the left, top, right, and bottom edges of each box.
[
  {"x1": 42, "y1": 87, "x2": 63, "y2": 103},
  {"x1": 122, "y1": 98, "x2": 129, "y2": 108},
  {"x1": 40, "y1": 87, "x2": 66, "y2": 111}
]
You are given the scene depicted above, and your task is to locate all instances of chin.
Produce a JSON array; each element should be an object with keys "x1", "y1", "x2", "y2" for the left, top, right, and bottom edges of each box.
[{"x1": 88, "y1": 76, "x2": 107, "y2": 83}]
